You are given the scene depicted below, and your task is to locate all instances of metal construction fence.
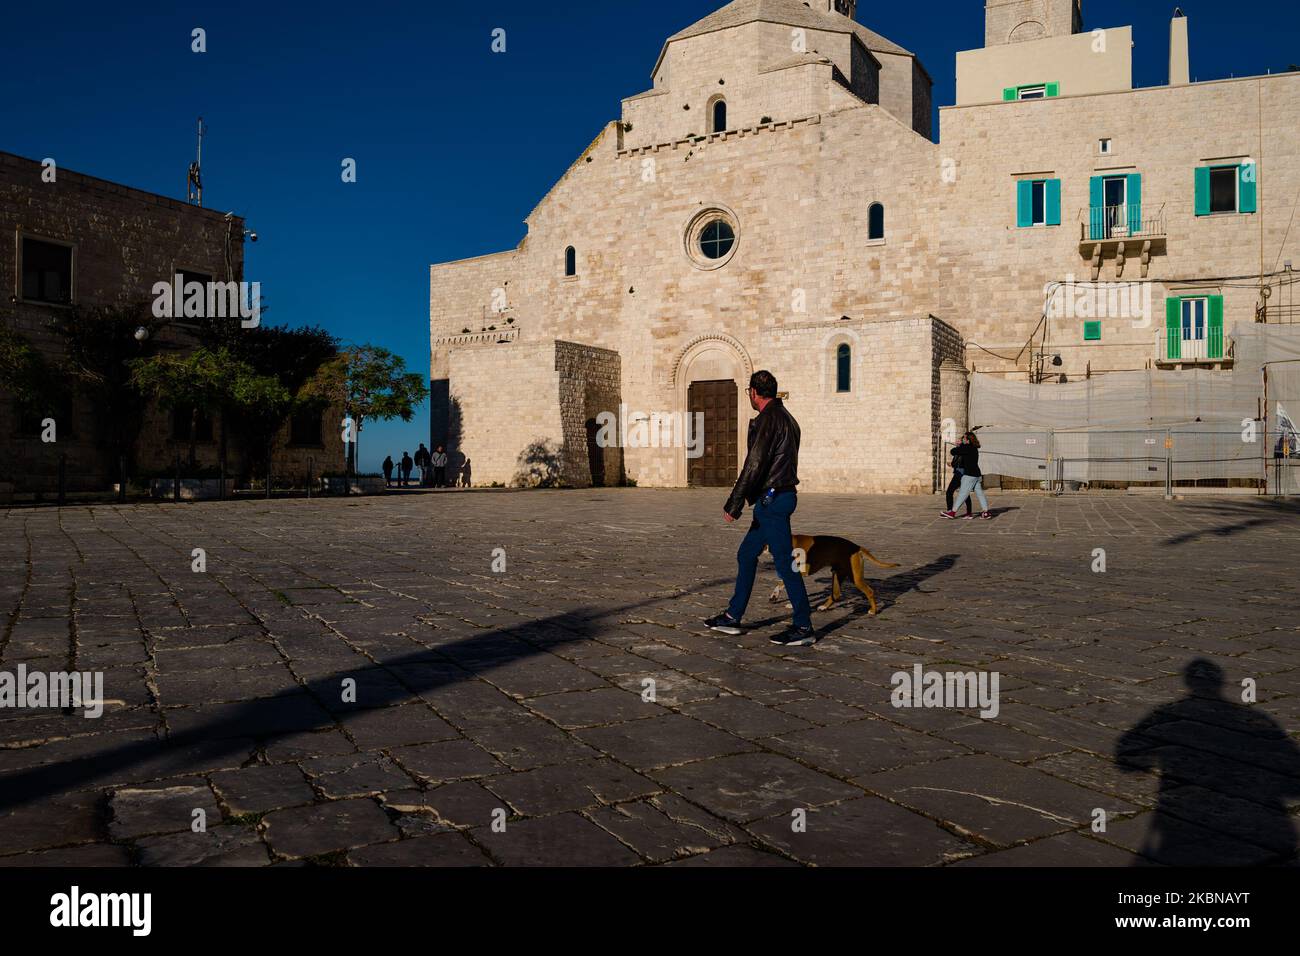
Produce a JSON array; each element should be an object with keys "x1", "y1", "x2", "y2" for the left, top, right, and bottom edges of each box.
[
  {"x1": 960, "y1": 323, "x2": 1300, "y2": 496},
  {"x1": 944, "y1": 424, "x2": 1300, "y2": 496}
]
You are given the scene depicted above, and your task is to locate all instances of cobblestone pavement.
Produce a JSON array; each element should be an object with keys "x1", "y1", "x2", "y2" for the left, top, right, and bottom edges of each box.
[{"x1": 1, "y1": 489, "x2": 1298, "y2": 867}]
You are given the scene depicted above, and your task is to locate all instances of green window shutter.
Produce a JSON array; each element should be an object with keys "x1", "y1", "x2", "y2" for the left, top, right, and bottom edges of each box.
[
  {"x1": 1166, "y1": 297, "x2": 1182, "y2": 360},
  {"x1": 1045, "y1": 178, "x2": 1061, "y2": 226},
  {"x1": 1126, "y1": 173, "x2": 1142, "y2": 234},
  {"x1": 1239, "y1": 162, "x2": 1257, "y2": 213},
  {"x1": 1083, "y1": 321, "x2": 1101, "y2": 341},
  {"x1": 1088, "y1": 176, "x2": 1105, "y2": 239},
  {"x1": 1208, "y1": 295, "x2": 1224, "y2": 358},
  {"x1": 1016, "y1": 180, "x2": 1033, "y2": 227},
  {"x1": 1045, "y1": 82, "x2": 1060, "y2": 97},
  {"x1": 1194, "y1": 166, "x2": 1211, "y2": 216},
  {"x1": 1002, "y1": 87, "x2": 1017, "y2": 101}
]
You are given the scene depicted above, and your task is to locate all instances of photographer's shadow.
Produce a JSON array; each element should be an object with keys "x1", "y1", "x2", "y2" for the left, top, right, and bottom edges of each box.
[{"x1": 1115, "y1": 658, "x2": 1300, "y2": 866}]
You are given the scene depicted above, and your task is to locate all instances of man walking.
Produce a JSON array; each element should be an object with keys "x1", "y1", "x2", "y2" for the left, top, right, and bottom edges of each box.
[
  {"x1": 431, "y1": 445, "x2": 449, "y2": 488},
  {"x1": 400, "y1": 451, "x2": 413, "y2": 487},
  {"x1": 415, "y1": 443, "x2": 431, "y2": 486},
  {"x1": 704, "y1": 370, "x2": 815, "y2": 647}
]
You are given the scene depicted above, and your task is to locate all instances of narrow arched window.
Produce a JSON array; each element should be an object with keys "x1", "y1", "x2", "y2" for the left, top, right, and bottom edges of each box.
[
  {"x1": 564, "y1": 246, "x2": 576, "y2": 277},
  {"x1": 836, "y1": 344, "x2": 851, "y2": 392},
  {"x1": 711, "y1": 99, "x2": 727, "y2": 133},
  {"x1": 868, "y1": 203, "x2": 884, "y2": 241}
]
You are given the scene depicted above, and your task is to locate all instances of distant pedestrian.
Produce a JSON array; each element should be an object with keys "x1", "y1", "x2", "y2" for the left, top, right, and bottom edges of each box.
[
  {"x1": 382, "y1": 455, "x2": 395, "y2": 487},
  {"x1": 400, "y1": 451, "x2": 413, "y2": 487},
  {"x1": 432, "y1": 445, "x2": 448, "y2": 487},
  {"x1": 942, "y1": 432, "x2": 992, "y2": 520},
  {"x1": 415, "y1": 443, "x2": 431, "y2": 486},
  {"x1": 945, "y1": 434, "x2": 973, "y2": 518},
  {"x1": 460, "y1": 458, "x2": 472, "y2": 488}
]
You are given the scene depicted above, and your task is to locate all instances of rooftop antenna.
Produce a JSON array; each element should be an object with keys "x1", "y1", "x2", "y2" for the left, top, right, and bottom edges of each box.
[{"x1": 187, "y1": 117, "x2": 206, "y2": 207}]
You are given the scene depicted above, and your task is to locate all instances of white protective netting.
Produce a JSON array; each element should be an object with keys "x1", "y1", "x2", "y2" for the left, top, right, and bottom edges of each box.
[
  {"x1": 1266, "y1": 353, "x2": 1300, "y2": 493},
  {"x1": 968, "y1": 324, "x2": 1300, "y2": 483}
]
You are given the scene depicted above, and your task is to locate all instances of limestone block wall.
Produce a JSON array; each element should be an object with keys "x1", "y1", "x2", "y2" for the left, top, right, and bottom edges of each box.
[
  {"x1": 503, "y1": 103, "x2": 942, "y2": 358},
  {"x1": 447, "y1": 341, "x2": 563, "y2": 486},
  {"x1": 759, "y1": 316, "x2": 954, "y2": 494},
  {"x1": 933, "y1": 321, "x2": 968, "y2": 487},
  {"x1": 0, "y1": 150, "x2": 248, "y2": 491},
  {"x1": 985, "y1": 0, "x2": 1081, "y2": 47},
  {"x1": 875, "y1": 51, "x2": 928, "y2": 142},
  {"x1": 621, "y1": 13, "x2": 935, "y2": 150},
  {"x1": 626, "y1": 23, "x2": 878, "y2": 149},
  {"x1": 429, "y1": 249, "x2": 517, "y2": 342},
  {"x1": 446, "y1": 339, "x2": 623, "y2": 488},
  {"x1": 554, "y1": 341, "x2": 623, "y2": 487},
  {"x1": 128, "y1": 400, "x2": 346, "y2": 483},
  {"x1": 611, "y1": 317, "x2": 952, "y2": 494},
  {"x1": 850, "y1": 40, "x2": 882, "y2": 107},
  {"x1": 936, "y1": 73, "x2": 1300, "y2": 382},
  {"x1": 432, "y1": 95, "x2": 947, "y2": 494}
]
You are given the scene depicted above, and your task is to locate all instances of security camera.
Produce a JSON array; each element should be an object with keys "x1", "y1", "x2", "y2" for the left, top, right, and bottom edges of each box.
[{"x1": 248, "y1": 232, "x2": 258, "y2": 243}]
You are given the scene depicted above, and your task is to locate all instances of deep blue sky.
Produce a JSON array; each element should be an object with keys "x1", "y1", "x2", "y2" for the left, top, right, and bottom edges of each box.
[{"x1": 2, "y1": 0, "x2": 1294, "y2": 472}]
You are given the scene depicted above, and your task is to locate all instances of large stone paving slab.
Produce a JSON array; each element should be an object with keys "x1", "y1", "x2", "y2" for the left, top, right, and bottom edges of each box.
[
  {"x1": 652, "y1": 752, "x2": 863, "y2": 823},
  {"x1": 576, "y1": 713, "x2": 755, "y2": 771},
  {"x1": 746, "y1": 795, "x2": 979, "y2": 866},
  {"x1": 1, "y1": 489, "x2": 1297, "y2": 866},
  {"x1": 860, "y1": 754, "x2": 1139, "y2": 847}
]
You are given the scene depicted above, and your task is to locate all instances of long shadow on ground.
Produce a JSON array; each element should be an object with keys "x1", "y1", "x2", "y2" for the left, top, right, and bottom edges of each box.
[
  {"x1": 0, "y1": 582, "x2": 732, "y2": 812},
  {"x1": 1116, "y1": 658, "x2": 1300, "y2": 865}
]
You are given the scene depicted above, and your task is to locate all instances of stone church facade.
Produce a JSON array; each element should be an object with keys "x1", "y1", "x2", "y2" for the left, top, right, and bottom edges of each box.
[{"x1": 429, "y1": 0, "x2": 1300, "y2": 493}]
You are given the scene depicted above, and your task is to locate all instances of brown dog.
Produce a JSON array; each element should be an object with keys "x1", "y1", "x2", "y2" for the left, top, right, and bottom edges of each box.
[{"x1": 766, "y1": 534, "x2": 899, "y2": 615}]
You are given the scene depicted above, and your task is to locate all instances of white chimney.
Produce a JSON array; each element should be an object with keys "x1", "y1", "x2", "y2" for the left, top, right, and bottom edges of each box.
[{"x1": 1170, "y1": 9, "x2": 1190, "y2": 85}]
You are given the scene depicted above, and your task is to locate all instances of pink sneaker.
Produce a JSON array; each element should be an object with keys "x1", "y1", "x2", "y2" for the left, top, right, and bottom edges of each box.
[
  {"x1": 940, "y1": 510, "x2": 957, "y2": 519},
  {"x1": 980, "y1": 512, "x2": 993, "y2": 519}
]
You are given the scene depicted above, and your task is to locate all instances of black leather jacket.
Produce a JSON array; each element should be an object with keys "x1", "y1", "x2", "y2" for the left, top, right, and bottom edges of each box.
[{"x1": 724, "y1": 398, "x2": 800, "y2": 517}]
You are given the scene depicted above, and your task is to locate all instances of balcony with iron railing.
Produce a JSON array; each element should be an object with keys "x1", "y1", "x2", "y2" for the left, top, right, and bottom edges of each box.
[
  {"x1": 1154, "y1": 326, "x2": 1231, "y2": 367},
  {"x1": 1078, "y1": 203, "x2": 1166, "y2": 278},
  {"x1": 1078, "y1": 203, "x2": 1167, "y2": 243}
]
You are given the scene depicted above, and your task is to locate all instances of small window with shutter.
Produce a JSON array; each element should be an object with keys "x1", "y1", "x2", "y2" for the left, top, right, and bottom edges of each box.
[
  {"x1": 1195, "y1": 163, "x2": 1256, "y2": 216},
  {"x1": 1003, "y1": 83, "x2": 1059, "y2": 101},
  {"x1": 1016, "y1": 178, "x2": 1061, "y2": 227}
]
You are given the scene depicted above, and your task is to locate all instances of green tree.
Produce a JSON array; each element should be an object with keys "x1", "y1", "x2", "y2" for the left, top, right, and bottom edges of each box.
[
  {"x1": 129, "y1": 347, "x2": 290, "y2": 470},
  {"x1": 200, "y1": 320, "x2": 340, "y2": 479},
  {"x1": 303, "y1": 345, "x2": 429, "y2": 473},
  {"x1": 48, "y1": 303, "x2": 159, "y2": 480},
  {"x1": 0, "y1": 321, "x2": 49, "y2": 407}
]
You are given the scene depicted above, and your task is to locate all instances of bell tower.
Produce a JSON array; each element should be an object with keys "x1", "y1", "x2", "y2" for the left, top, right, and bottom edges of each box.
[
  {"x1": 814, "y1": 0, "x2": 857, "y2": 19},
  {"x1": 985, "y1": 0, "x2": 1082, "y2": 47}
]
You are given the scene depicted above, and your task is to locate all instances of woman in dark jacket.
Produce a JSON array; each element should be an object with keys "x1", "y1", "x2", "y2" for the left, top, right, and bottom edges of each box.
[
  {"x1": 945, "y1": 435, "x2": 973, "y2": 518},
  {"x1": 943, "y1": 432, "x2": 992, "y2": 519}
]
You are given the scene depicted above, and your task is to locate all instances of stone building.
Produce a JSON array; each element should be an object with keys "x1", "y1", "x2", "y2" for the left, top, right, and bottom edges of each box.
[
  {"x1": 1, "y1": 150, "x2": 344, "y2": 493},
  {"x1": 429, "y1": 0, "x2": 1300, "y2": 493}
]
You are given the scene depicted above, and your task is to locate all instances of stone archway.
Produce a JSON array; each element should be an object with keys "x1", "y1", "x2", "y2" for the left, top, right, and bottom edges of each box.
[{"x1": 671, "y1": 334, "x2": 752, "y2": 487}]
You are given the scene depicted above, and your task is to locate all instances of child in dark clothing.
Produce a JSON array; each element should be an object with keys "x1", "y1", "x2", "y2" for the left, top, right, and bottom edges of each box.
[{"x1": 945, "y1": 435, "x2": 973, "y2": 518}]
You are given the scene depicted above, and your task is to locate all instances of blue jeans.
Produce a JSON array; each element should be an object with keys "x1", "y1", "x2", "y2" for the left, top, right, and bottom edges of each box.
[
  {"x1": 952, "y1": 475, "x2": 988, "y2": 513},
  {"x1": 726, "y1": 490, "x2": 813, "y2": 629}
]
